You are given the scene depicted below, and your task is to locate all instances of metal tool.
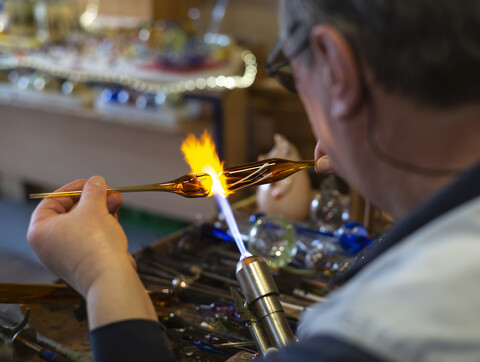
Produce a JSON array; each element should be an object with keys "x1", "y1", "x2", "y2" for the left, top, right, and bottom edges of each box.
[
  {"x1": 142, "y1": 256, "x2": 241, "y2": 288},
  {"x1": 230, "y1": 287, "x2": 270, "y2": 356},
  {"x1": 13, "y1": 328, "x2": 73, "y2": 362},
  {"x1": 225, "y1": 351, "x2": 255, "y2": 361},
  {"x1": 235, "y1": 256, "x2": 296, "y2": 355},
  {"x1": 0, "y1": 307, "x2": 78, "y2": 362},
  {"x1": 0, "y1": 282, "x2": 172, "y2": 306},
  {"x1": 138, "y1": 267, "x2": 233, "y2": 301}
]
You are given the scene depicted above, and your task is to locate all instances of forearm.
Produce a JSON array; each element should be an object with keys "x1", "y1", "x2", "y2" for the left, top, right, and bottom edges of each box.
[
  {"x1": 85, "y1": 265, "x2": 157, "y2": 330},
  {"x1": 86, "y1": 267, "x2": 174, "y2": 361}
]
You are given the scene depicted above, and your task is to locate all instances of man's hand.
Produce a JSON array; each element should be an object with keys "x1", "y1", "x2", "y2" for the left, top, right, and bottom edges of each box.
[
  {"x1": 314, "y1": 141, "x2": 334, "y2": 173},
  {"x1": 27, "y1": 176, "x2": 157, "y2": 329},
  {"x1": 27, "y1": 176, "x2": 130, "y2": 297}
]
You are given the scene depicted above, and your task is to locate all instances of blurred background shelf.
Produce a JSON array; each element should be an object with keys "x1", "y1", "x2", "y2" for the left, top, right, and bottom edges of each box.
[{"x1": 0, "y1": 87, "x2": 248, "y2": 220}]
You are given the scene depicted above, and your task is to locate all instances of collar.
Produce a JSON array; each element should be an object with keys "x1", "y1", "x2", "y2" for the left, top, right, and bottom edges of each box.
[{"x1": 332, "y1": 160, "x2": 480, "y2": 288}]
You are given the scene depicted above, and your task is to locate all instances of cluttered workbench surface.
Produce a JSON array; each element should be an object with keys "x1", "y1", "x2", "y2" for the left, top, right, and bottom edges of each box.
[
  {"x1": 0, "y1": 304, "x2": 91, "y2": 361},
  {"x1": 0, "y1": 189, "x2": 379, "y2": 361}
]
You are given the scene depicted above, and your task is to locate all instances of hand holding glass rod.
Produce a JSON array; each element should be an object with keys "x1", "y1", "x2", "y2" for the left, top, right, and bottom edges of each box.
[{"x1": 29, "y1": 158, "x2": 315, "y2": 199}]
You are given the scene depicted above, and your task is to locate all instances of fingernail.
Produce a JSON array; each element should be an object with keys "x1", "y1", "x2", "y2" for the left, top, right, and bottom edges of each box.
[
  {"x1": 89, "y1": 176, "x2": 104, "y2": 187},
  {"x1": 315, "y1": 156, "x2": 330, "y2": 173}
]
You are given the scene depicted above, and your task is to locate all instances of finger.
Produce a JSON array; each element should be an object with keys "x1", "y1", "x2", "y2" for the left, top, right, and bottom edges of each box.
[
  {"x1": 107, "y1": 192, "x2": 123, "y2": 215},
  {"x1": 128, "y1": 254, "x2": 137, "y2": 271},
  {"x1": 314, "y1": 141, "x2": 334, "y2": 174},
  {"x1": 78, "y1": 176, "x2": 108, "y2": 213},
  {"x1": 54, "y1": 179, "x2": 87, "y2": 193},
  {"x1": 32, "y1": 179, "x2": 87, "y2": 223},
  {"x1": 315, "y1": 155, "x2": 333, "y2": 173},
  {"x1": 41, "y1": 179, "x2": 86, "y2": 212}
]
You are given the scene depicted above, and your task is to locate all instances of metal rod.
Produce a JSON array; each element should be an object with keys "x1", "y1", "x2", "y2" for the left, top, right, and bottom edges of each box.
[{"x1": 0, "y1": 283, "x2": 171, "y2": 306}]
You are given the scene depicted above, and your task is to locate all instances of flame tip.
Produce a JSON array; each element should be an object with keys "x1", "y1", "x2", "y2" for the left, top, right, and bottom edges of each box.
[{"x1": 181, "y1": 131, "x2": 229, "y2": 197}]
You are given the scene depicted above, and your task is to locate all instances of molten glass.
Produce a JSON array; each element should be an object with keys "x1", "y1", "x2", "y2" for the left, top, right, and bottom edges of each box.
[
  {"x1": 29, "y1": 173, "x2": 211, "y2": 199},
  {"x1": 29, "y1": 158, "x2": 315, "y2": 199},
  {"x1": 224, "y1": 158, "x2": 315, "y2": 192}
]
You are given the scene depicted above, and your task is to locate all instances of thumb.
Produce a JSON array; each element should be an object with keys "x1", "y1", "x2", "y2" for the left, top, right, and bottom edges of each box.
[
  {"x1": 78, "y1": 176, "x2": 108, "y2": 212},
  {"x1": 315, "y1": 156, "x2": 332, "y2": 173}
]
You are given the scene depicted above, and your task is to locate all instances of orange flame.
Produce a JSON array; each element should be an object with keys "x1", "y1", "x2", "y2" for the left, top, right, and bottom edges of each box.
[{"x1": 181, "y1": 131, "x2": 230, "y2": 197}]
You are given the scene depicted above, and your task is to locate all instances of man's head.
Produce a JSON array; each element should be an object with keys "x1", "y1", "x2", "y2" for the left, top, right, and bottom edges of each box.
[
  {"x1": 279, "y1": 0, "x2": 480, "y2": 107},
  {"x1": 273, "y1": 0, "x2": 480, "y2": 217}
]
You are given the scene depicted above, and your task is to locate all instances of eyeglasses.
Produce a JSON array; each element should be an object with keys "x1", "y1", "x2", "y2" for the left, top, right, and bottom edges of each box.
[{"x1": 265, "y1": 23, "x2": 310, "y2": 94}]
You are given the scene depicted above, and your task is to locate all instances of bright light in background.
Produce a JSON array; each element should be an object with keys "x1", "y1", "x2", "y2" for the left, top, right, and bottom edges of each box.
[
  {"x1": 181, "y1": 131, "x2": 252, "y2": 259},
  {"x1": 80, "y1": 1, "x2": 99, "y2": 29}
]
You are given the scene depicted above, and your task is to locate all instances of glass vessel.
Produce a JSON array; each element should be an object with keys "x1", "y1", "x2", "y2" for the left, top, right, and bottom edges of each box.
[{"x1": 248, "y1": 215, "x2": 297, "y2": 269}]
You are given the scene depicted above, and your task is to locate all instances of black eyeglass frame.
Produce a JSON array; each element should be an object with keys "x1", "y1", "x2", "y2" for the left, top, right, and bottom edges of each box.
[{"x1": 264, "y1": 23, "x2": 311, "y2": 93}]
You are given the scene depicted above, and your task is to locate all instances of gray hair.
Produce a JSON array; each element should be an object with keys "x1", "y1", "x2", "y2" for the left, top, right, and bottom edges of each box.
[{"x1": 280, "y1": 0, "x2": 480, "y2": 108}]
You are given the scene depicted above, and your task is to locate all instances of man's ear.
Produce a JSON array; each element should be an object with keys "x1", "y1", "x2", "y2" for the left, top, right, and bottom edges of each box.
[{"x1": 310, "y1": 24, "x2": 362, "y2": 119}]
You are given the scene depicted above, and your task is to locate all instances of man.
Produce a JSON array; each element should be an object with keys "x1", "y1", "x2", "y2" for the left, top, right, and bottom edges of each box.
[{"x1": 27, "y1": 0, "x2": 480, "y2": 361}]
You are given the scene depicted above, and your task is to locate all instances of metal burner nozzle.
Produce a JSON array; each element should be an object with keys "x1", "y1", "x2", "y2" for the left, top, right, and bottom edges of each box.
[{"x1": 236, "y1": 255, "x2": 294, "y2": 350}]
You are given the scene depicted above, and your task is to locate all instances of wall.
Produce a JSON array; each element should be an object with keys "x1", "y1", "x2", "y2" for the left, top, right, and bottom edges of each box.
[
  {"x1": 75, "y1": 0, "x2": 151, "y2": 18},
  {"x1": 76, "y1": 0, "x2": 280, "y2": 53}
]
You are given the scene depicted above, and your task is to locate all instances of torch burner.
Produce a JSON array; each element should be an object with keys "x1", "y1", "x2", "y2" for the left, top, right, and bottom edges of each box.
[{"x1": 235, "y1": 255, "x2": 295, "y2": 354}]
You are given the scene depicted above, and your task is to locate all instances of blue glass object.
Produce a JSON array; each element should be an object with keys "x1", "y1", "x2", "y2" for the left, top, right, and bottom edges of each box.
[
  {"x1": 250, "y1": 212, "x2": 369, "y2": 255},
  {"x1": 304, "y1": 244, "x2": 352, "y2": 274},
  {"x1": 117, "y1": 90, "x2": 130, "y2": 104},
  {"x1": 100, "y1": 88, "x2": 115, "y2": 102},
  {"x1": 249, "y1": 212, "x2": 265, "y2": 225},
  {"x1": 155, "y1": 92, "x2": 167, "y2": 105},
  {"x1": 335, "y1": 221, "x2": 370, "y2": 254}
]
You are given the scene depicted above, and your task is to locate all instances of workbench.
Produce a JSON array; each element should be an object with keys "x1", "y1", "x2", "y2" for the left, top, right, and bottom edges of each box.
[{"x1": 0, "y1": 197, "x2": 331, "y2": 362}]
